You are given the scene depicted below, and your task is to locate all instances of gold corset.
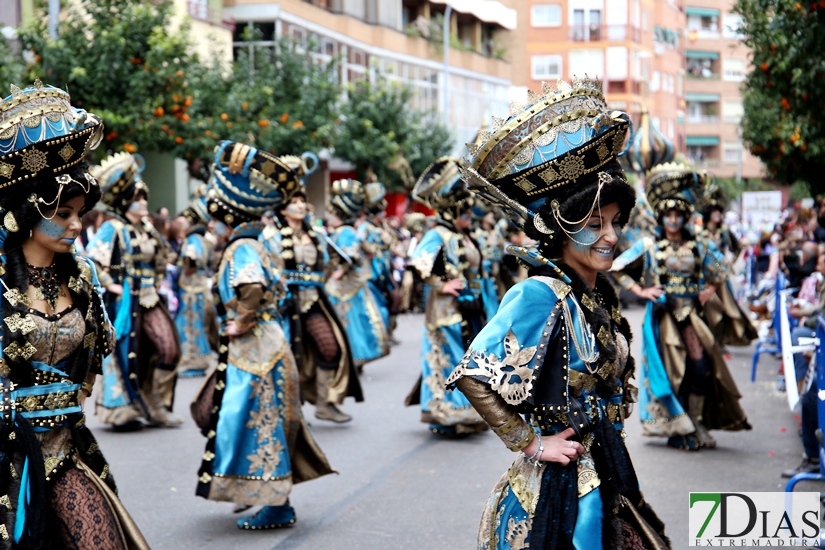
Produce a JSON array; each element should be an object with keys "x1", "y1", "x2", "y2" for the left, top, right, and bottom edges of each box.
[{"x1": 26, "y1": 308, "x2": 86, "y2": 367}]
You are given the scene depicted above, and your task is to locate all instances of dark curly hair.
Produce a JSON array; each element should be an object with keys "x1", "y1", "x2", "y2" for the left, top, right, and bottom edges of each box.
[
  {"x1": 524, "y1": 161, "x2": 636, "y2": 258},
  {"x1": 0, "y1": 161, "x2": 103, "y2": 387}
]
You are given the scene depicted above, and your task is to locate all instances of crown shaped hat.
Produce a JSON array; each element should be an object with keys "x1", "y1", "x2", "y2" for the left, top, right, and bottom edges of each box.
[
  {"x1": 459, "y1": 76, "x2": 632, "y2": 231},
  {"x1": 0, "y1": 80, "x2": 103, "y2": 191},
  {"x1": 413, "y1": 157, "x2": 473, "y2": 220},
  {"x1": 403, "y1": 212, "x2": 428, "y2": 234},
  {"x1": 207, "y1": 141, "x2": 316, "y2": 227},
  {"x1": 329, "y1": 178, "x2": 366, "y2": 220},
  {"x1": 645, "y1": 162, "x2": 713, "y2": 216},
  {"x1": 92, "y1": 152, "x2": 148, "y2": 216}
]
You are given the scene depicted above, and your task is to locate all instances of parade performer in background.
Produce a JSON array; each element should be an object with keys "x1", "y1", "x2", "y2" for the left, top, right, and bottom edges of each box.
[
  {"x1": 405, "y1": 158, "x2": 488, "y2": 437},
  {"x1": 88, "y1": 152, "x2": 183, "y2": 430},
  {"x1": 176, "y1": 184, "x2": 218, "y2": 378},
  {"x1": 260, "y1": 154, "x2": 363, "y2": 424},
  {"x1": 0, "y1": 80, "x2": 149, "y2": 548},
  {"x1": 471, "y1": 205, "x2": 504, "y2": 320},
  {"x1": 699, "y1": 184, "x2": 741, "y2": 260},
  {"x1": 399, "y1": 212, "x2": 428, "y2": 312},
  {"x1": 325, "y1": 179, "x2": 390, "y2": 369},
  {"x1": 194, "y1": 141, "x2": 334, "y2": 530},
  {"x1": 448, "y1": 77, "x2": 670, "y2": 549},
  {"x1": 360, "y1": 182, "x2": 401, "y2": 342},
  {"x1": 612, "y1": 163, "x2": 752, "y2": 451}
]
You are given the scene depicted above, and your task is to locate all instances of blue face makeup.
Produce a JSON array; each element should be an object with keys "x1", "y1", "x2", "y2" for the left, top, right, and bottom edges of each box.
[
  {"x1": 36, "y1": 216, "x2": 67, "y2": 240},
  {"x1": 214, "y1": 221, "x2": 228, "y2": 237},
  {"x1": 571, "y1": 226, "x2": 601, "y2": 252},
  {"x1": 665, "y1": 215, "x2": 684, "y2": 231},
  {"x1": 128, "y1": 202, "x2": 143, "y2": 212}
]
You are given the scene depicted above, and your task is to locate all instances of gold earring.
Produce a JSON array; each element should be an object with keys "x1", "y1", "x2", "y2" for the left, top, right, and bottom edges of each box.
[{"x1": 533, "y1": 213, "x2": 554, "y2": 236}]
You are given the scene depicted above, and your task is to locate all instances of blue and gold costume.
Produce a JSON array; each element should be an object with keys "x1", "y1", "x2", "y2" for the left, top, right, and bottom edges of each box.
[
  {"x1": 405, "y1": 158, "x2": 487, "y2": 435},
  {"x1": 88, "y1": 152, "x2": 182, "y2": 429},
  {"x1": 612, "y1": 163, "x2": 751, "y2": 451},
  {"x1": 325, "y1": 179, "x2": 390, "y2": 367},
  {"x1": 471, "y1": 207, "x2": 505, "y2": 321},
  {"x1": 448, "y1": 77, "x2": 669, "y2": 549},
  {"x1": 195, "y1": 141, "x2": 333, "y2": 530},
  {"x1": 176, "y1": 185, "x2": 218, "y2": 377},
  {"x1": 0, "y1": 81, "x2": 149, "y2": 548}
]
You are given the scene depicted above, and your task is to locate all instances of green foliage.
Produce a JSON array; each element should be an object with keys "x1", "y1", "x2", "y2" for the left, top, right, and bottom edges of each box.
[
  {"x1": 733, "y1": 0, "x2": 825, "y2": 193},
  {"x1": 715, "y1": 176, "x2": 775, "y2": 200},
  {"x1": 789, "y1": 180, "x2": 811, "y2": 201},
  {"x1": 335, "y1": 76, "x2": 452, "y2": 190},
  {"x1": 0, "y1": 34, "x2": 29, "y2": 87}
]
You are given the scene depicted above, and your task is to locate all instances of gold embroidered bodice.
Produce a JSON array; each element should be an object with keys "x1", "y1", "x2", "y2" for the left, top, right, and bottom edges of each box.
[
  {"x1": 294, "y1": 233, "x2": 320, "y2": 313},
  {"x1": 663, "y1": 242, "x2": 696, "y2": 277},
  {"x1": 132, "y1": 227, "x2": 161, "y2": 308},
  {"x1": 27, "y1": 309, "x2": 85, "y2": 366},
  {"x1": 463, "y1": 235, "x2": 481, "y2": 272}
]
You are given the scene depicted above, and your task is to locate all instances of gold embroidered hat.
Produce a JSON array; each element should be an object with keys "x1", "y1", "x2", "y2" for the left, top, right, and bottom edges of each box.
[
  {"x1": 645, "y1": 162, "x2": 712, "y2": 217},
  {"x1": 181, "y1": 183, "x2": 210, "y2": 225},
  {"x1": 92, "y1": 152, "x2": 148, "y2": 216},
  {"x1": 403, "y1": 212, "x2": 428, "y2": 234},
  {"x1": 459, "y1": 76, "x2": 633, "y2": 233},
  {"x1": 207, "y1": 141, "x2": 312, "y2": 227},
  {"x1": 412, "y1": 157, "x2": 473, "y2": 221},
  {"x1": 0, "y1": 80, "x2": 103, "y2": 194},
  {"x1": 329, "y1": 178, "x2": 366, "y2": 220},
  {"x1": 698, "y1": 182, "x2": 726, "y2": 216},
  {"x1": 364, "y1": 181, "x2": 387, "y2": 213}
]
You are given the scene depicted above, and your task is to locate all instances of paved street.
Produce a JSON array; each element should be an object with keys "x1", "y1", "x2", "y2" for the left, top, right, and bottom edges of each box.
[{"x1": 87, "y1": 306, "x2": 804, "y2": 550}]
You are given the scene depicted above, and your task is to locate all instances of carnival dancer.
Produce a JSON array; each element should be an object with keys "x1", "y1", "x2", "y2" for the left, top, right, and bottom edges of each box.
[
  {"x1": 399, "y1": 212, "x2": 428, "y2": 312},
  {"x1": 194, "y1": 141, "x2": 334, "y2": 529},
  {"x1": 405, "y1": 158, "x2": 488, "y2": 436},
  {"x1": 176, "y1": 184, "x2": 218, "y2": 378},
  {"x1": 259, "y1": 154, "x2": 363, "y2": 424},
  {"x1": 0, "y1": 80, "x2": 149, "y2": 548},
  {"x1": 325, "y1": 179, "x2": 390, "y2": 369},
  {"x1": 612, "y1": 163, "x2": 752, "y2": 451},
  {"x1": 699, "y1": 184, "x2": 742, "y2": 260},
  {"x1": 88, "y1": 152, "x2": 183, "y2": 430},
  {"x1": 471, "y1": 205, "x2": 504, "y2": 320},
  {"x1": 447, "y1": 77, "x2": 670, "y2": 549}
]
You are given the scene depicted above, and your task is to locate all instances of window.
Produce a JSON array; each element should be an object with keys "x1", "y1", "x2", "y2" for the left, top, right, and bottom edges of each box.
[
  {"x1": 649, "y1": 70, "x2": 661, "y2": 92},
  {"x1": 569, "y1": 49, "x2": 604, "y2": 79},
  {"x1": 687, "y1": 14, "x2": 719, "y2": 33},
  {"x1": 723, "y1": 100, "x2": 744, "y2": 122},
  {"x1": 723, "y1": 141, "x2": 742, "y2": 164},
  {"x1": 668, "y1": 119, "x2": 674, "y2": 138},
  {"x1": 532, "y1": 4, "x2": 562, "y2": 27},
  {"x1": 723, "y1": 58, "x2": 746, "y2": 82},
  {"x1": 531, "y1": 55, "x2": 562, "y2": 80}
]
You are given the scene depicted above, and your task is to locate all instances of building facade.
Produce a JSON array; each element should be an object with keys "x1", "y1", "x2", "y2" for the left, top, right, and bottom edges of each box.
[{"x1": 683, "y1": 0, "x2": 762, "y2": 179}]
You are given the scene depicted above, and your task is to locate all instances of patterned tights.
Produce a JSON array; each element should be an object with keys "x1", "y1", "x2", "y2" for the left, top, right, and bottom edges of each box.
[
  {"x1": 141, "y1": 305, "x2": 179, "y2": 367},
  {"x1": 47, "y1": 467, "x2": 125, "y2": 550},
  {"x1": 304, "y1": 312, "x2": 340, "y2": 368}
]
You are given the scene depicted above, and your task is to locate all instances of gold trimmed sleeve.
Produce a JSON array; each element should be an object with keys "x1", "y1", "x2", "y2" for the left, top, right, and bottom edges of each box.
[
  {"x1": 456, "y1": 377, "x2": 534, "y2": 451},
  {"x1": 234, "y1": 283, "x2": 264, "y2": 330}
]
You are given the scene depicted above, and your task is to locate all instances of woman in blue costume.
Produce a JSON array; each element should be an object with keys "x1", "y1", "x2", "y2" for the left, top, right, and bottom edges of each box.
[
  {"x1": 259, "y1": 155, "x2": 363, "y2": 424},
  {"x1": 471, "y1": 205, "x2": 504, "y2": 320},
  {"x1": 324, "y1": 179, "x2": 390, "y2": 369},
  {"x1": 447, "y1": 77, "x2": 670, "y2": 549},
  {"x1": 611, "y1": 163, "x2": 751, "y2": 451},
  {"x1": 0, "y1": 81, "x2": 149, "y2": 548},
  {"x1": 194, "y1": 141, "x2": 334, "y2": 530},
  {"x1": 87, "y1": 153, "x2": 183, "y2": 430},
  {"x1": 405, "y1": 158, "x2": 489, "y2": 436},
  {"x1": 176, "y1": 184, "x2": 218, "y2": 378}
]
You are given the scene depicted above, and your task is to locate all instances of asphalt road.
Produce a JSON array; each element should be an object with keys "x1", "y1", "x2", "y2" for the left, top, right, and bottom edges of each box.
[{"x1": 86, "y1": 307, "x2": 803, "y2": 550}]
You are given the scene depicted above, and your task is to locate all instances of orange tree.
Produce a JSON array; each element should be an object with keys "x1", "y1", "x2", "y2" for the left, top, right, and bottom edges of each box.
[{"x1": 734, "y1": 0, "x2": 825, "y2": 192}]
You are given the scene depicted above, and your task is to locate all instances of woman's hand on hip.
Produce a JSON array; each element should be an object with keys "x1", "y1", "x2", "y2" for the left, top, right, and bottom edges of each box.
[{"x1": 522, "y1": 427, "x2": 584, "y2": 465}]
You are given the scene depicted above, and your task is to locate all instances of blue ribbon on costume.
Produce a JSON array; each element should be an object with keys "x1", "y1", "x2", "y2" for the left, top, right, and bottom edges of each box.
[
  {"x1": 113, "y1": 277, "x2": 131, "y2": 339},
  {"x1": 642, "y1": 298, "x2": 673, "y2": 399},
  {"x1": 13, "y1": 457, "x2": 30, "y2": 543}
]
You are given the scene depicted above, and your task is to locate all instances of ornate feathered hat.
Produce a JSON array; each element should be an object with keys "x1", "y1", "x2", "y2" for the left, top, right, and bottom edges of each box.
[
  {"x1": 0, "y1": 80, "x2": 103, "y2": 230},
  {"x1": 698, "y1": 182, "x2": 726, "y2": 215},
  {"x1": 329, "y1": 178, "x2": 366, "y2": 221},
  {"x1": 207, "y1": 141, "x2": 314, "y2": 227},
  {"x1": 412, "y1": 157, "x2": 473, "y2": 221},
  {"x1": 459, "y1": 76, "x2": 635, "y2": 252},
  {"x1": 92, "y1": 152, "x2": 148, "y2": 217},
  {"x1": 645, "y1": 162, "x2": 713, "y2": 217}
]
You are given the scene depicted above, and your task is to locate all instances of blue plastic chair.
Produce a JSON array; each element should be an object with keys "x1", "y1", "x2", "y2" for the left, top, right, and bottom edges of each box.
[
  {"x1": 786, "y1": 315, "x2": 825, "y2": 492},
  {"x1": 751, "y1": 274, "x2": 786, "y2": 382}
]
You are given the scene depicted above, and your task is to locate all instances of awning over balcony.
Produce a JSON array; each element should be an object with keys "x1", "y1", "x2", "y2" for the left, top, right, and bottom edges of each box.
[
  {"x1": 685, "y1": 7, "x2": 721, "y2": 17},
  {"x1": 686, "y1": 50, "x2": 719, "y2": 59},
  {"x1": 685, "y1": 93, "x2": 721, "y2": 102},
  {"x1": 686, "y1": 136, "x2": 720, "y2": 146},
  {"x1": 429, "y1": 0, "x2": 517, "y2": 30}
]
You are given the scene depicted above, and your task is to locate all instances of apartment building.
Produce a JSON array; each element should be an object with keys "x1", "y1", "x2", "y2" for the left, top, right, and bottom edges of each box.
[
  {"x1": 683, "y1": 0, "x2": 762, "y2": 179},
  {"x1": 517, "y1": 0, "x2": 685, "y2": 159},
  {"x1": 225, "y1": 0, "x2": 516, "y2": 149}
]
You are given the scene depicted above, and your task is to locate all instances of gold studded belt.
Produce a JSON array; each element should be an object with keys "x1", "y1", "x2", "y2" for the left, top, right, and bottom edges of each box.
[{"x1": 3, "y1": 382, "x2": 82, "y2": 430}]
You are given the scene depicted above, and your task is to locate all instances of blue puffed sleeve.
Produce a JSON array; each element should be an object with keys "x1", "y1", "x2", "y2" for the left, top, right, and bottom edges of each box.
[
  {"x1": 85, "y1": 220, "x2": 121, "y2": 268},
  {"x1": 332, "y1": 226, "x2": 361, "y2": 261},
  {"x1": 610, "y1": 237, "x2": 650, "y2": 272},
  {"x1": 446, "y1": 278, "x2": 561, "y2": 406}
]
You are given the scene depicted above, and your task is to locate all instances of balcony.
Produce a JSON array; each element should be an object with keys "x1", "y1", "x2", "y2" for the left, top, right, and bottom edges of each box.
[
  {"x1": 187, "y1": 1, "x2": 235, "y2": 29},
  {"x1": 686, "y1": 115, "x2": 720, "y2": 124},
  {"x1": 569, "y1": 25, "x2": 641, "y2": 43}
]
